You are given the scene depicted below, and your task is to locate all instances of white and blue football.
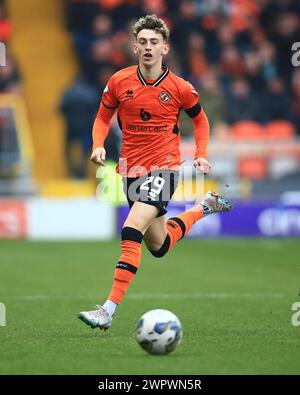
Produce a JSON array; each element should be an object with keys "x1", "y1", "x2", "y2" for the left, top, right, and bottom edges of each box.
[{"x1": 136, "y1": 309, "x2": 183, "y2": 355}]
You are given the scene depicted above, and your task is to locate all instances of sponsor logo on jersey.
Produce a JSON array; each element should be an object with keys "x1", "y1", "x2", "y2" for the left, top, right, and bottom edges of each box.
[
  {"x1": 140, "y1": 108, "x2": 151, "y2": 122},
  {"x1": 126, "y1": 123, "x2": 167, "y2": 132},
  {"x1": 125, "y1": 89, "x2": 133, "y2": 99}
]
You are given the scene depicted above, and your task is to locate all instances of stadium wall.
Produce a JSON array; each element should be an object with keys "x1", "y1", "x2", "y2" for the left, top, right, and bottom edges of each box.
[
  {"x1": 0, "y1": 198, "x2": 115, "y2": 240},
  {"x1": 1, "y1": 198, "x2": 300, "y2": 240}
]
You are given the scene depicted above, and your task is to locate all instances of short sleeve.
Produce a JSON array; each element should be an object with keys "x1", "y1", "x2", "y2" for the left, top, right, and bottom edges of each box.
[
  {"x1": 181, "y1": 80, "x2": 201, "y2": 118},
  {"x1": 101, "y1": 75, "x2": 119, "y2": 109}
]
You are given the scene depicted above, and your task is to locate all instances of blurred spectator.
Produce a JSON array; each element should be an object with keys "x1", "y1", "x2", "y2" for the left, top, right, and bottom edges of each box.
[
  {"x1": 110, "y1": 0, "x2": 143, "y2": 31},
  {"x1": 96, "y1": 66, "x2": 116, "y2": 90},
  {"x1": 0, "y1": 1, "x2": 12, "y2": 42},
  {"x1": 260, "y1": 0, "x2": 300, "y2": 36},
  {"x1": 72, "y1": 13, "x2": 114, "y2": 66},
  {"x1": 291, "y1": 69, "x2": 300, "y2": 134},
  {"x1": 60, "y1": 76, "x2": 99, "y2": 178},
  {"x1": 142, "y1": 0, "x2": 167, "y2": 17},
  {"x1": 225, "y1": 79, "x2": 263, "y2": 124},
  {"x1": 244, "y1": 52, "x2": 265, "y2": 92},
  {"x1": 216, "y1": 23, "x2": 236, "y2": 58},
  {"x1": 187, "y1": 32, "x2": 208, "y2": 79},
  {"x1": 99, "y1": 0, "x2": 123, "y2": 11},
  {"x1": 265, "y1": 78, "x2": 292, "y2": 121},
  {"x1": 64, "y1": 0, "x2": 102, "y2": 31},
  {"x1": 171, "y1": 0, "x2": 201, "y2": 74},
  {"x1": 219, "y1": 45, "x2": 245, "y2": 90},
  {"x1": 196, "y1": 70, "x2": 225, "y2": 131},
  {"x1": 257, "y1": 41, "x2": 279, "y2": 82},
  {"x1": 0, "y1": 54, "x2": 21, "y2": 93},
  {"x1": 85, "y1": 37, "x2": 114, "y2": 84}
]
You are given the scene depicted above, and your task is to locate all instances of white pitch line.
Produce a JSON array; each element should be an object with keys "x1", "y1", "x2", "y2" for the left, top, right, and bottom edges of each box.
[
  {"x1": 127, "y1": 293, "x2": 287, "y2": 299},
  {"x1": 5, "y1": 292, "x2": 289, "y2": 301},
  {"x1": 13, "y1": 295, "x2": 51, "y2": 300}
]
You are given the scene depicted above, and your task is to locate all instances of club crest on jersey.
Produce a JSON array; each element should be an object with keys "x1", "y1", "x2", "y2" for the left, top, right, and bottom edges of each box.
[{"x1": 159, "y1": 91, "x2": 171, "y2": 104}]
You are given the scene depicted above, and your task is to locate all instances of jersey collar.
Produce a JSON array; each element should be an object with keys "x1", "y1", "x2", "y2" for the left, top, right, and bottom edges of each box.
[{"x1": 137, "y1": 65, "x2": 169, "y2": 87}]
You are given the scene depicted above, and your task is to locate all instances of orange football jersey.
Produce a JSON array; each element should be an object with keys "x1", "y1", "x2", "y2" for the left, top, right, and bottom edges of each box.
[{"x1": 101, "y1": 65, "x2": 200, "y2": 176}]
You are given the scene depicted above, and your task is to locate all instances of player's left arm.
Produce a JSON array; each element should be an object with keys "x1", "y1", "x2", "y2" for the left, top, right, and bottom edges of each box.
[
  {"x1": 183, "y1": 81, "x2": 212, "y2": 174},
  {"x1": 191, "y1": 108, "x2": 211, "y2": 174}
]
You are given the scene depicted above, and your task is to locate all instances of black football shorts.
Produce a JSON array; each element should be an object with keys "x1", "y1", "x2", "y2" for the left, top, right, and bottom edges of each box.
[{"x1": 123, "y1": 169, "x2": 179, "y2": 217}]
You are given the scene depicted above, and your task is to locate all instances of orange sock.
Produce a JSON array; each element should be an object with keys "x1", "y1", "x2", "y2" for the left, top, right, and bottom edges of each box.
[
  {"x1": 149, "y1": 207, "x2": 204, "y2": 258},
  {"x1": 168, "y1": 207, "x2": 204, "y2": 249},
  {"x1": 108, "y1": 227, "x2": 143, "y2": 305}
]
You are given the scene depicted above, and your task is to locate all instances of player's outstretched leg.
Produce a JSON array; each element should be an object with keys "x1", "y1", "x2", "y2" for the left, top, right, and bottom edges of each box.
[
  {"x1": 147, "y1": 190, "x2": 232, "y2": 258},
  {"x1": 78, "y1": 202, "x2": 159, "y2": 331}
]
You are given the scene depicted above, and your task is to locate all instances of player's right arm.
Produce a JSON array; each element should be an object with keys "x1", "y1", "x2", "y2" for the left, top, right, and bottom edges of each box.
[
  {"x1": 91, "y1": 104, "x2": 115, "y2": 165},
  {"x1": 91, "y1": 76, "x2": 119, "y2": 166}
]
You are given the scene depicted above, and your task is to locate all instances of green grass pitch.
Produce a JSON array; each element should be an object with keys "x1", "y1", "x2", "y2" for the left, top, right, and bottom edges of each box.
[{"x1": 0, "y1": 239, "x2": 299, "y2": 375}]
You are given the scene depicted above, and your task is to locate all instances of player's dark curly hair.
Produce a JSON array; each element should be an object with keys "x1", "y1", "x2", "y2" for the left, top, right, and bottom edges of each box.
[{"x1": 133, "y1": 14, "x2": 170, "y2": 42}]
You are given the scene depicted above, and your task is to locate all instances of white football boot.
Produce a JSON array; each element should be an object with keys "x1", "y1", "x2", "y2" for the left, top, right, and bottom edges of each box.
[
  {"x1": 200, "y1": 190, "x2": 233, "y2": 215},
  {"x1": 78, "y1": 305, "x2": 112, "y2": 331}
]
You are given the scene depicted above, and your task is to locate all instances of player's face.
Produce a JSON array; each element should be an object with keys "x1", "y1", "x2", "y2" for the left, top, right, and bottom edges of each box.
[{"x1": 134, "y1": 29, "x2": 169, "y2": 66}]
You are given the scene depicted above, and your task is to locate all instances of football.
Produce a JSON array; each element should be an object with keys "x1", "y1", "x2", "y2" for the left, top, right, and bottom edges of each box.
[{"x1": 136, "y1": 309, "x2": 183, "y2": 355}]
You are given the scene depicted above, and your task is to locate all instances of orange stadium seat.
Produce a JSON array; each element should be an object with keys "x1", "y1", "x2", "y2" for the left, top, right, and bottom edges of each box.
[
  {"x1": 230, "y1": 121, "x2": 265, "y2": 140},
  {"x1": 265, "y1": 120, "x2": 296, "y2": 140},
  {"x1": 238, "y1": 157, "x2": 268, "y2": 180}
]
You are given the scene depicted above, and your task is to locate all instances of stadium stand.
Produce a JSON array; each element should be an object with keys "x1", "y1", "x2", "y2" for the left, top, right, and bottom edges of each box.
[
  {"x1": 60, "y1": 0, "x2": 300, "y2": 198},
  {"x1": 1, "y1": 0, "x2": 300, "y2": 198},
  {"x1": 0, "y1": 0, "x2": 36, "y2": 195}
]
